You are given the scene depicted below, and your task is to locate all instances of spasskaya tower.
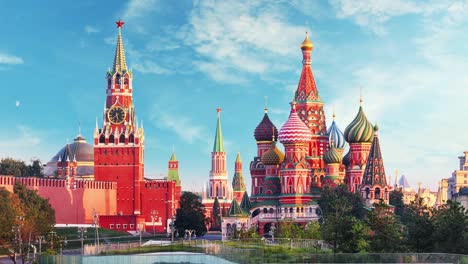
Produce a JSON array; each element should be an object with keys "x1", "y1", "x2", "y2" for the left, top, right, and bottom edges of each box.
[{"x1": 94, "y1": 20, "x2": 145, "y2": 216}]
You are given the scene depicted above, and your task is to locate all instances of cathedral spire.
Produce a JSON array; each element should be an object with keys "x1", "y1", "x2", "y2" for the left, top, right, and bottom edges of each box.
[
  {"x1": 295, "y1": 32, "x2": 319, "y2": 102},
  {"x1": 112, "y1": 20, "x2": 127, "y2": 73},
  {"x1": 213, "y1": 108, "x2": 225, "y2": 152}
]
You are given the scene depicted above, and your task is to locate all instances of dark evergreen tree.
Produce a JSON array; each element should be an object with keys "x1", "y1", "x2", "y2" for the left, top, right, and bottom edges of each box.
[
  {"x1": 0, "y1": 158, "x2": 29, "y2": 177},
  {"x1": 28, "y1": 159, "x2": 44, "y2": 177},
  {"x1": 174, "y1": 192, "x2": 209, "y2": 237},
  {"x1": 401, "y1": 197, "x2": 434, "y2": 252},
  {"x1": 211, "y1": 197, "x2": 221, "y2": 231},
  {"x1": 431, "y1": 200, "x2": 467, "y2": 254},
  {"x1": 367, "y1": 201, "x2": 404, "y2": 252},
  {"x1": 389, "y1": 189, "x2": 405, "y2": 217}
]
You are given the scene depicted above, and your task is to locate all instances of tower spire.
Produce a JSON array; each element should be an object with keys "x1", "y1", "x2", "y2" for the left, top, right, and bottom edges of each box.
[
  {"x1": 112, "y1": 20, "x2": 127, "y2": 73},
  {"x1": 295, "y1": 32, "x2": 319, "y2": 102},
  {"x1": 213, "y1": 108, "x2": 225, "y2": 152}
]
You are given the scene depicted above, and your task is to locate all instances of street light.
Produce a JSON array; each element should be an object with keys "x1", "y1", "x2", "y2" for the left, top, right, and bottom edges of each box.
[
  {"x1": 269, "y1": 223, "x2": 276, "y2": 242},
  {"x1": 92, "y1": 210, "x2": 100, "y2": 254},
  {"x1": 185, "y1": 229, "x2": 195, "y2": 242},
  {"x1": 77, "y1": 227, "x2": 87, "y2": 255},
  {"x1": 150, "y1": 210, "x2": 158, "y2": 237},
  {"x1": 169, "y1": 215, "x2": 176, "y2": 242},
  {"x1": 137, "y1": 224, "x2": 144, "y2": 246},
  {"x1": 36, "y1": 235, "x2": 44, "y2": 256}
]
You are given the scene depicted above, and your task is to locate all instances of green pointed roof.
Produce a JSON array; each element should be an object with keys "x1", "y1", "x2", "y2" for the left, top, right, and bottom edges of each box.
[
  {"x1": 240, "y1": 191, "x2": 251, "y2": 213},
  {"x1": 228, "y1": 199, "x2": 247, "y2": 217},
  {"x1": 168, "y1": 152, "x2": 180, "y2": 186},
  {"x1": 213, "y1": 109, "x2": 225, "y2": 152},
  {"x1": 170, "y1": 151, "x2": 177, "y2": 161}
]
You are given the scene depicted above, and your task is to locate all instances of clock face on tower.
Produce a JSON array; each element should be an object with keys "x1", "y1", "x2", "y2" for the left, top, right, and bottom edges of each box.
[{"x1": 108, "y1": 106, "x2": 126, "y2": 124}]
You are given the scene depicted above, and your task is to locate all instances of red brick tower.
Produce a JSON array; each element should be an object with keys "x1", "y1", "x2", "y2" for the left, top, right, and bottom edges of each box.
[
  {"x1": 94, "y1": 20, "x2": 145, "y2": 216},
  {"x1": 232, "y1": 152, "x2": 246, "y2": 203},
  {"x1": 294, "y1": 33, "x2": 328, "y2": 185}
]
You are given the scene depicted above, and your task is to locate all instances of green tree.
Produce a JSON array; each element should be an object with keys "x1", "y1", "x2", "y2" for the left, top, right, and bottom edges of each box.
[
  {"x1": 431, "y1": 200, "x2": 467, "y2": 254},
  {"x1": 0, "y1": 158, "x2": 28, "y2": 177},
  {"x1": 401, "y1": 197, "x2": 434, "y2": 252},
  {"x1": 318, "y1": 185, "x2": 369, "y2": 253},
  {"x1": 210, "y1": 197, "x2": 221, "y2": 231},
  {"x1": 389, "y1": 189, "x2": 405, "y2": 217},
  {"x1": 367, "y1": 201, "x2": 404, "y2": 252},
  {"x1": 318, "y1": 184, "x2": 366, "y2": 220},
  {"x1": 28, "y1": 159, "x2": 44, "y2": 178},
  {"x1": 0, "y1": 184, "x2": 55, "y2": 264},
  {"x1": 174, "y1": 192, "x2": 209, "y2": 237},
  {"x1": 304, "y1": 221, "x2": 322, "y2": 240},
  {"x1": 277, "y1": 219, "x2": 305, "y2": 238}
]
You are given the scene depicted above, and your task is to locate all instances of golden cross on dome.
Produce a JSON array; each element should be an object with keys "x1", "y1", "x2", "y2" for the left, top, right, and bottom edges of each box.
[{"x1": 116, "y1": 20, "x2": 125, "y2": 28}]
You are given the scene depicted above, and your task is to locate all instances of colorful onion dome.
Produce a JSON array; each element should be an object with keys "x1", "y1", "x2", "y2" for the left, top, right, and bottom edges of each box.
[
  {"x1": 278, "y1": 102, "x2": 312, "y2": 144},
  {"x1": 342, "y1": 150, "x2": 351, "y2": 166},
  {"x1": 327, "y1": 116, "x2": 345, "y2": 149},
  {"x1": 323, "y1": 142, "x2": 342, "y2": 164},
  {"x1": 261, "y1": 141, "x2": 285, "y2": 165},
  {"x1": 254, "y1": 108, "x2": 278, "y2": 142},
  {"x1": 344, "y1": 106, "x2": 374, "y2": 143}
]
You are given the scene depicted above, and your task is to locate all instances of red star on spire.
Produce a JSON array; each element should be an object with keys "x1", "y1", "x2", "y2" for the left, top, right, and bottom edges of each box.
[
  {"x1": 216, "y1": 107, "x2": 221, "y2": 113},
  {"x1": 116, "y1": 20, "x2": 125, "y2": 28}
]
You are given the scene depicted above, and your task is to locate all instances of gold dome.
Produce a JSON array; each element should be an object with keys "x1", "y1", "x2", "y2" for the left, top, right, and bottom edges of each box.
[{"x1": 301, "y1": 32, "x2": 314, "y2": 50}]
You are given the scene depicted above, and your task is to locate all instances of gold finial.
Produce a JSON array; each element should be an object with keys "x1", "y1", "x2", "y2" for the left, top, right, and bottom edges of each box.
[
  {"x1": 264, "y1": 96, "x2": 268, "y2": 113},
  {"x1": 301, "y1": 31, "x2": 314, "y2": 50}
]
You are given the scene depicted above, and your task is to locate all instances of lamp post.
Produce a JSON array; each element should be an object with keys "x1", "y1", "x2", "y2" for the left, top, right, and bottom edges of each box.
[
  {"x1": 92, "y1": 210, "x2": 99, "y2": 254},
  {"x1": 269, "y1": 223, "x2": 276, "y2": 243},
  {"x1": 77, "y1": 227, "x2": 87, "y2": 255},
  {"x1": 150, "y1": 210, "x2": 158, "y2": 237},
  {"x1": 138, "y1": 224, "x2": 144, "y2": 246},
  {"x1": 185, "y1": 229, "x2": 195, "y2": 242},
  {"x1": 169, "y1": 215, "x2": 176, "y2": 242},
  {"x1": 36, "y1": 235, "x2": 44, "y2": 256}
]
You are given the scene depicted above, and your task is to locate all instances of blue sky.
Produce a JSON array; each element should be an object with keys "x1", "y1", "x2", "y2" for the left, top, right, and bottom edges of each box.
[{"x1": 1, "y1": 0, "x2": 468, "y2": 192}]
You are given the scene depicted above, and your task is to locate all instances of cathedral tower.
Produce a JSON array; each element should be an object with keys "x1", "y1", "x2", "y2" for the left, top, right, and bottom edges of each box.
[
  {"x1": 294, "y1": 33, "x2": 328, "y2": 177},
  {"x1": 94, "y1": 20, "x2": 145, "y2": 215},
  {"x1": 209, "y1": 108, "x2": 230, "y2": 200},
  {"x1": 343, "y1": 100, "x2": 374, "y2": 193}
]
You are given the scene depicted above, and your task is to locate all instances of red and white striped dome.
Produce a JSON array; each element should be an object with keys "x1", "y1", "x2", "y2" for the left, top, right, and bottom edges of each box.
[{"x1": 278, "y1": 103, "x2": 312, "y2": 144}]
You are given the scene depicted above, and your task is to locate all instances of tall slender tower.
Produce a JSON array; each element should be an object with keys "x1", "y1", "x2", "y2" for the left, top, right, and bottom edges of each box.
[
  {"x1": 344, "y1": 100, "x2": 374, "y2": 193},
  {"x1": 294, "y1": 33, "x2": 328, "y2": 176},
  {"x1": 94, "y1": 20, "x2": 145, "y2": 215},
  {"x1": 360, "y1": 125, "x2": 391, "y2": 204},
  {"x1": 250, "y1": 106, "x2": 277, "y2": 201},
  {"x1": 232, "y1": 152, "x2": 246, "y2": 203},
  {"x1": 209, "y1": 108, "x2": 229, "y2": 199},
  {"x1": 168, "y1": 151, "x2": 181, "y2": 215}
]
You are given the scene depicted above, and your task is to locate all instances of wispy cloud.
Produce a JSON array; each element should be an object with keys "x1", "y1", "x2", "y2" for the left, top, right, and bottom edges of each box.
[
  {"x1": 0, "y1": 52, "x2": 24, "y2": 65},
  {"x1": 123, "y1": 0, "x2": 158, "y2": 19},
  {"x1": 84, "y1": 25, "x2": 100, "y2": 33},
  {"x1": 133, "y1": 61, "x2": 171, "y2": 75},
  {"x1": 328, "y1": 0, "x2": 449, "y2": 35},
  {"x1": 183, "y1": 1, "x2": 310, "y2": 83},
  {"x1": 0, "y1": 126, "x2": 40, "y2": 148}
]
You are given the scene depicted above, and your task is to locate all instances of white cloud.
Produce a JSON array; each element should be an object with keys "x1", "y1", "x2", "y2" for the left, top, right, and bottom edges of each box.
[
  {"x1": 0, "y1": 53, "x2": 23, "y2": 65},
  {"x1": 0, "y1": 126, "x2": 40, "y2": 148},
  {"x1": 184, "y1": 1, "x2": 310, "y2": 83},
  {"x1": 84, "y1": 25, "x2": 100, "y2": 33},
  {"x1": 328, "y1": 0, "x2": 450, "y2": 35},
  {"x1": 15, "y1": 101, "x2": 20, "y2": 107},
  {"x1": 133, "y1": 61, "x2": 171, "y2": 75},
  {"x1": 123, "y1": 0, "x2": 158, "y2": 19}
]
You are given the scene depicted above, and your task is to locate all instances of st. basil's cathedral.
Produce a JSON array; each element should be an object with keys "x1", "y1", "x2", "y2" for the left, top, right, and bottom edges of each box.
[{"x1": 202, "y1": 33, "x2": 392, "y2": 236}]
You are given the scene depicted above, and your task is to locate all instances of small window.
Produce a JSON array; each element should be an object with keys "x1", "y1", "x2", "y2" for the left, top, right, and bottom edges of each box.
[
  {"x1": 123, "y1": 224, "x2": 127, "y2": 229},
  {"x1": 130, "y1": 224, "x2": 134, "y2": 229},
  {"x1": 116, "y1": 224, "x2": 120, "y2": 229},
  {"x1": 110, "y1": 224, "x2": 114, "y2": 229}
]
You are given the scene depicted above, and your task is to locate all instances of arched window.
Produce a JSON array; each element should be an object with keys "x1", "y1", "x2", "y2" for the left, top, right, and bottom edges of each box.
[
  {"x1": 119, "y1": 134, "x2": 125, "y2": 144},
  {"x1": 263, "y1": 208, "x2": 268, "y2": 214},
  {"x1": 269, "y1": 208, "x2": 274, "y2": 214},
  {"x1": 109, "y1": 135, "x2": 115, "y2": 144},
  {"x1": 375, "y1": 188, "x2": 381, "y2": 199},
  {"x1": 289, "y1": 208, "x2": 293, "y2": 213}
]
